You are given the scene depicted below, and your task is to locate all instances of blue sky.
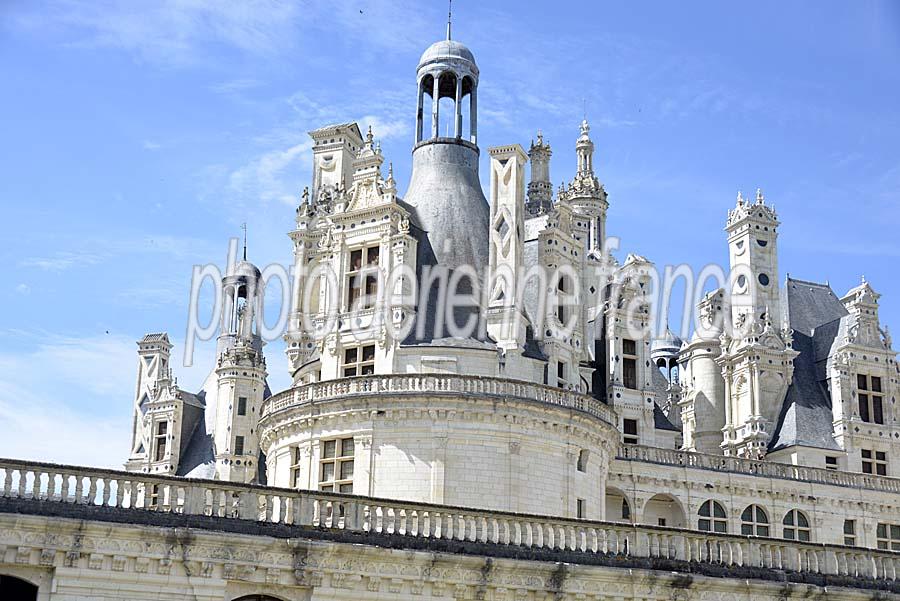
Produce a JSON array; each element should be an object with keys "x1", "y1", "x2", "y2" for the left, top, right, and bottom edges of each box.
[{"x1": 1, "y1": 1, "x2": 898, "y2": 467}]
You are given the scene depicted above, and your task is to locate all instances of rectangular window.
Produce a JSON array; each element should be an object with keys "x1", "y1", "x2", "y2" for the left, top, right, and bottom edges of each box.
[
  {"x1": 319, "y1": 437, "x2": 355, "y2": 493},
  {"x1": 658, "y1": 518, "x2": 667, "y2": 527},
  {"x1": 154, "y1": 421, "x2": 167, "y2": 462},
  {"x1": 862, "y1": 449, "x2": 888, "y2": 476},
  {"x1": 342, "y1": 345, "x2": 376, "y2": 377},
  {"x1": 346, "y1": 245, "x2": 380, "y2": 311},
  {"x1": 877, "y1": 523, "x2": 900, "y2": 551},
  {"x1": 858, "y1": 374, "x2": 885, "y2": 424},
  {"x1": 237, "y1": 396, "x2": 247, "y2": 416},
  {"x1": 234, "y1": 435, "x2": 245, "y2": 456},
  {"x1": 557, "y1": 361, "x2": 566, "y2": 387},
  {"x1": 844, "y1": 519, "x2": 856, "y2": 546},
  {"x1": 622, "y1": 339, "x2": 638, "y2": 390},
  {"x1": 623, "y1": 418, "x2": 639, "y2": 445},
  {"x1": 825, "y1": 456, "x2": 838, "y2": 471},
  {"x1": 290, "y1": 447, "x2": 303, "y2": 488},
  {"x1": 576, "y1": 498, "x2": 585, "y2": 519}
]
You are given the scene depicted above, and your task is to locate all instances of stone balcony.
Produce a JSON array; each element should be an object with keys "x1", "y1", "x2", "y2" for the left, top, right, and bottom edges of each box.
[
  {"x1": 1, "y1": 457, "x2": 898, "y2": 594},
  {"x1": 261, "y1": 374, "x2": 618, "y2": 426}
]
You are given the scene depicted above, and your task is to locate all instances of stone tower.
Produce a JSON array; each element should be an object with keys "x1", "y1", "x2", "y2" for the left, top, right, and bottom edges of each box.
[
  {"x1": 214, "y1": 258, "x2": 268, "y2": 483},
  {"x1": 526, "y1": 131, "x2": 553, "y2": 215},
  {"x1": 718, "y1": 190, "x2": 797, "y2": 458},
  {"x1": 126, "y1": 333, "x2": 183, "y2": 474},
  {"x1": 561, "y1": 120, "x2": 609, "y2": 255}
]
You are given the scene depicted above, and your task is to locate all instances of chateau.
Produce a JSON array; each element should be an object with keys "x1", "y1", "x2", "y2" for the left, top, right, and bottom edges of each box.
[{"x1": 2, "y1": 29, "x2": 900, "y2": 601}]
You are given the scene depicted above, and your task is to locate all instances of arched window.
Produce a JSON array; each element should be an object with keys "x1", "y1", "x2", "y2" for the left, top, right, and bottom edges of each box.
[
  {"x1": 782, "y1": 509, "x2": 811, "y2": 541},
  {"x1": 621, "y1": 498, "x2": 631, "y2": 520},
  {"x1": 740, "y1": 504, "x2": 769, "y2": 536},
  {"x1": 698, "y1": 500, "x2": 727, "y2": 533},
  {"x1": 0, "y1": 575, "x2": 38, "y2": 601}
]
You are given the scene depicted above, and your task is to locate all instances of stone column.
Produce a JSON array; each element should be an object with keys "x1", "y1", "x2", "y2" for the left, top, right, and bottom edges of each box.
[
  {"x1": 454, "y1": 76, "x2": 462, "y2": 138},
  {"x1": 431, "y1": 76, "x2": 440, "y2": 139},
  {"x1": 415, "y1": 79, "x2": 424, "y2": 144},
  {"x1": 470, "y1": 87, "x2": 478, "y2": 144}
]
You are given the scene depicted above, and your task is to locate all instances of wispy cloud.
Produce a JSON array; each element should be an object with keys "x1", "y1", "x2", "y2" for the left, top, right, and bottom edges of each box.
[
  {"x1": 15, "y1": 0, "x2": 303, "y2": 66},
  {"x1": 229, "y1": 140, "x2": 313, "y2": 207},
  {"x1": 210, "y1": 77, "x2": 262, "y2": 95},
  {"x1": 18, "y1": 234, "x2": 217, "y2": 273},
  {"x1": 19, "y1": 250, "x2": 104, "y2": 271},
  {"x1": 0, "y1": 330, "x2": 220, "y2": 467},
  {"x1": 142, "y1": 139, "x2": 162, "y2": 150}
]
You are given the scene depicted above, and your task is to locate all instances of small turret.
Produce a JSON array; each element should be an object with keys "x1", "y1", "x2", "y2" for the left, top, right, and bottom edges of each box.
[
  {"x1": 214, "y1": 254, "x2": 268, "y2": 483},
  {"x1": 527, "y1": 131, "x2": 553, "y2": 216}
]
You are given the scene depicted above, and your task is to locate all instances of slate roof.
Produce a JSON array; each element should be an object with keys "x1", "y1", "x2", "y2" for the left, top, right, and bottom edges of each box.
[
  {"x1": 175, "y1": 375, "x2": 272, "y2": 480},
  {"x1": 768, "y1": 277, "x2": 848, "y2": 452},
  {"x1": 649, "y1": 366, "x2": 680, "y2": 431}
]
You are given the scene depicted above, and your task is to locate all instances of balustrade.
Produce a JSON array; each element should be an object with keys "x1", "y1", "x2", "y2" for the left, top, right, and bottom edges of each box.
[
  {"x1": 616, "y1": 444, "x2": 900, "y2": 494},
  {"x1": 1, "y1": 457, "x2": 897, "y2": 585},
  {"x1": 260, "y1": 374, "x2": 616, "y2": 426}
]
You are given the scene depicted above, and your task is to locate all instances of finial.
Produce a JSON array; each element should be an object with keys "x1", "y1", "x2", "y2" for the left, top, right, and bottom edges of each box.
[
  {"x1": 366, "y1": 124, "x2": 374, "y2": 145},
  {"x1": 447, "y1": 0, "x2": 452, "y2": 40},
  {"x1": 756, "y1": 188, "x2": 764, "y2": 204},
  {"x1": 736, "y1": 190, "x2": 744, "y2": 205},
  {"x1": 862, "y1": 274, "x2": 867, "y2": 284},
  {"x1": 240, "y1": 222, "x2": 247, "y2": 261},
  {"x1": 537, "y1": 129, "x2": 543, "y2": 145},
  {"x1": 301, "y1": 186, "x2": 309, "y2": 204},
  {"x1": 388, "y1": 162, "x2": 394, "y2": 180}
]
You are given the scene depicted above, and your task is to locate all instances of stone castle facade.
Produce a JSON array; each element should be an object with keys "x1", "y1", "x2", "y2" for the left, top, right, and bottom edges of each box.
[{"x1": 2, "y1": 29, "x2": 899, "y2": 601}]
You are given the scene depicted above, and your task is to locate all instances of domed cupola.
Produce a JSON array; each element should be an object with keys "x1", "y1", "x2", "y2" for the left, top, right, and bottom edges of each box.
[
  {"x1": 217, "y1": 244, "x2": 264, "y2": 356},
  {"x1": 404, "y1": 25, "x2": 488, "y2": 275}
]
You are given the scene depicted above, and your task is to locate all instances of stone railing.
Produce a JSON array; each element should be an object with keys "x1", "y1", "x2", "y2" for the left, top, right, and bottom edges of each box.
[
  {"x1": 1, "y1": 457, "x2": 898, "y2": 584},
  {"x1": 261, "y1": 374, "x2": 616, "y2": 426},
  {"x1": 617, "y1": 444, "x2": 900, "y2": 493}
]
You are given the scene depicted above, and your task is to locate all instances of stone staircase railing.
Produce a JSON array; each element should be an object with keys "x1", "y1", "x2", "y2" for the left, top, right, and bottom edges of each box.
[
  {"x1": 617, "y1": 444, "x2": 900, "y2": 494},
  {"x1": 1, "y1": 457, "x2": 898, "y2": 583},
  {"x1": 261, "y1": 374, "x2": 616, "y2": 426}
]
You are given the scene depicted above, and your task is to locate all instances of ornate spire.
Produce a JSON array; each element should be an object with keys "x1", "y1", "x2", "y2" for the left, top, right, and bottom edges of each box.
[
  {"x1": 447, "y1": 0, "x2": 452, "y2": 40},
  {"x1": 241, "y1": 222, "x2": 247, "y2": 261},
  {"x1": 756, "y1": 188, "x2": 764, "y2": 204}
]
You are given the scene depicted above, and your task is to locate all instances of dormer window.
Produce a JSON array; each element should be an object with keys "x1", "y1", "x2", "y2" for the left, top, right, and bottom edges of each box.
[
  {"x1": 154, "y1": 421, "x2": 168, "y2": 462},
  {"x1": 347, "y1": 245, "x2": 380, "y2": 310},
  {"x1": 622, "y1": 339, "x2": 638, "y2": 390},
  {"x1": 343, "y1": 345, "x2": 375, "y2": 377},
  {"x1": 858, "y1": 374, "x2": 884, "y2": 424}
]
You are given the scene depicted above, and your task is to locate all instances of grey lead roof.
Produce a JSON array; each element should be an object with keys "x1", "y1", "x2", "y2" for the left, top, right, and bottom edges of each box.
[{"x1": 768, "y1": 277, "x2": 848, "y2": 452}]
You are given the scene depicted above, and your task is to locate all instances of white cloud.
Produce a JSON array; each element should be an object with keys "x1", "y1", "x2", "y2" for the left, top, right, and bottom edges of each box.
[
  {"x1": 229, "y1": 140, "x2": 314, "y2": 207},
  {"x1": 14, "y1": 283, "x2": 30, "y2": 295},
  {"x1": 142, "y1": 140, "x2": 162, "y2": 150},
  {"x1": 210, "y1": 78, "x2": 262, "y2": 95},
  {"x1": 359, "y1": 115, "x2": 409, "y2": 141},
  {"x1": 17, "y1": 0, "x2": 302, "y2": 66},
  {"x1": 0, "y1": 332, "x2": 136, "y2": 467},
  {"x1": 0, "y1": 330, "x2": 219, "y2": 468},
  {"x1": 19, "y1": 251, "x2": 104, "y2": 271}
]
